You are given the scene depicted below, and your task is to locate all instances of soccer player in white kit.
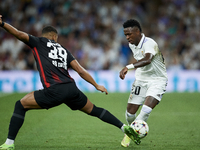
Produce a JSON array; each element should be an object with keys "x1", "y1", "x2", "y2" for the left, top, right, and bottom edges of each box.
[{"x1": 120, "y1": 19, "x2": 168, "y2": 147}]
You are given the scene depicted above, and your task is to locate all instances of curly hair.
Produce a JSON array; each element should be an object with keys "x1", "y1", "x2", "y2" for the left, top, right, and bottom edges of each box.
[
  {"x1": 42, "y1": 25, "x2": 58, "y2": 34},
  {"x1": 123, "y1": 19, "x2": 142, "y2": 32}
]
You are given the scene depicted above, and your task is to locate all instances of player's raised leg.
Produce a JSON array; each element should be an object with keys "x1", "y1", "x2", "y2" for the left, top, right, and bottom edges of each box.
[
  {"x1": 0, "y1": 92, "x2": 41, "y2": 150},
  {"x1": 80, "y1": 99, "x2": 139, "y2": 142},
  {"x1": 80, "y1": 99, "x2": 124, "y2": 130}
]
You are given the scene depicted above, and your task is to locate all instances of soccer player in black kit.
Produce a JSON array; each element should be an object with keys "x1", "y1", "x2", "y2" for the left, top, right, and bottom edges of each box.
[{"x1": 0, "y1": 15, "x2": 140, "y2": 150}]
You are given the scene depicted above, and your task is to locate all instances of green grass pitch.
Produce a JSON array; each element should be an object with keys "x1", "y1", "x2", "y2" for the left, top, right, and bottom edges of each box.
[{"x1": 0, "y1": 92, "x2": 200, "y2": 150}]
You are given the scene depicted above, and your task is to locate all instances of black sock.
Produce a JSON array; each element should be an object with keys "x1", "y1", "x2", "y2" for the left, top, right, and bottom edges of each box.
[
  {"x1": 88, "y1": 105, "x2": 123, "y2": 129},
  {"x1": 8, "y1": 100, "x2": 28, "y2": 140}
]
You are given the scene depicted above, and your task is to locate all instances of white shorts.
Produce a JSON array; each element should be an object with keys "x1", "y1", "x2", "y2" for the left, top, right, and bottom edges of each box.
[{"x1": 128, "y1": 80, "x2": 167, "y2": 105}]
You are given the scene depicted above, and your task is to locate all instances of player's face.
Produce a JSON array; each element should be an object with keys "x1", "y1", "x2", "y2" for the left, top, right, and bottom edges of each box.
[{"x1": 124, "y1": 27, "x2": 141, "y2": 45}]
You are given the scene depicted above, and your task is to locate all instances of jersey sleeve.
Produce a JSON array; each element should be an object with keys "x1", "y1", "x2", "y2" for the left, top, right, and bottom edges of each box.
[
  {"x1": 143, "y1": 39, "x2": 157, "y2": 56},
  {"x1": 26, "y1": 34, "x2": 40, "y2": 48},
  {"x1": 66, "y1": 49, "x2": 75, "y2": 67}
]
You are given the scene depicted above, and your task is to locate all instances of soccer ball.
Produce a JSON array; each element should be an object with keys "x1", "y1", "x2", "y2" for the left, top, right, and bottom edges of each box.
[{"x1": 130, "y1": 120, "x2": 149, "y2": 139}]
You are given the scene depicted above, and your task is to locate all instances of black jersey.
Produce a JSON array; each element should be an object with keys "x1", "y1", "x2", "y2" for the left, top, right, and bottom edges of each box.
[{"x1": 27, "y1": 35, "x2": 75, "y2": 88}]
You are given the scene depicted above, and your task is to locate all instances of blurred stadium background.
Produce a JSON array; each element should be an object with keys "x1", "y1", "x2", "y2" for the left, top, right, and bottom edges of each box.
[
  {"x1": 0, "y1": 0, "x2": 200, "y2": 93},
  {"x1": 0, "y1": 1, "x2": 200, "y2": 149}
]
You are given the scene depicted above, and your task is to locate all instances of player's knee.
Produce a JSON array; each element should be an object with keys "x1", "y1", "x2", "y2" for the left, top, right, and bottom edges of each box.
[
  {"x1": 14, "y1": 100, "x2": 28, "y2": 115},
  {"x1": 80, "y1": 99, "x2": 94, "y2": 114}
]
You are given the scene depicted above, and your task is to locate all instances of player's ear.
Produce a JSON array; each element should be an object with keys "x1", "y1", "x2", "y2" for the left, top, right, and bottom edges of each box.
[{"x1": 53, "y1": 34, "x2": 58, "y2": 42}]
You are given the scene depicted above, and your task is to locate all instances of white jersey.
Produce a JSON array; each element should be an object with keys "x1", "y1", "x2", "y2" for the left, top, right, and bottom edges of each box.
[{"x1": 129, "y1": 33, "x2": 168, "y2": 81}]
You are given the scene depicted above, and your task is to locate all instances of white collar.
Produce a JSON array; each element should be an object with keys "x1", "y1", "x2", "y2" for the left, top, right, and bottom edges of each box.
[{"x1": 136, "y1": 33, "x2": 145, "y2": 49}]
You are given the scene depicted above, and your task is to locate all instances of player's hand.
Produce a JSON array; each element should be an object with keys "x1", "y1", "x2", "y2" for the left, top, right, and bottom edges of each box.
[
  {"x1": 0, "y1": 15, "x2": 2, "y2": 24},
  {"x1": 119, "y1": 67, "x2": 128, "y2": 80},
  {"x1": 96, "y1": 85, "x2": 108, "y2": 95}
]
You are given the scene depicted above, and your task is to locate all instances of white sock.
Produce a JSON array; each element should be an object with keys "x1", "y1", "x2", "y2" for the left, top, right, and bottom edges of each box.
[
  {"x1": 136, "y1": 105, "x2": 152, "y2": 122},
  {"x1": 121, "y1": 124, "x2": 126, "y2": 133},
  {"x1": 125, "y1": 110, "x2": 136, "y2": 125},
  {"x1": 5, "y1": 138, "x2": 14, "y2": 145}
]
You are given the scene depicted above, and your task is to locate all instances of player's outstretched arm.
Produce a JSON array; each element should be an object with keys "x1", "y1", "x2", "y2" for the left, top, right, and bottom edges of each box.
[
  {"x1": 70, "y1": 60, "x2": 108, "y2": 95},
  {"x1": 0, "y1": 15, "x2": 29, "y2": 43}
]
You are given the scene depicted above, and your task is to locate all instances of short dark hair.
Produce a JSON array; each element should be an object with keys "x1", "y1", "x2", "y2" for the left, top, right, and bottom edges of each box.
[
  {"x1": 123, "y1": 19, "x2": 142, "y2": 32},
  {"x1": 42, "y1": 25, "x2": 58, "y2": 34}
]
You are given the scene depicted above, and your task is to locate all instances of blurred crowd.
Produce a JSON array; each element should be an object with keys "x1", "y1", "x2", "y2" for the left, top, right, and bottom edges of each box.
[{"x1": 0, "y1": 0, "x2": 200, "y2": 71}]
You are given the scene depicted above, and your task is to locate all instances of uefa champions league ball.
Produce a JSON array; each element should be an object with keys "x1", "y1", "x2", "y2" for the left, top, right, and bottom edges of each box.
[{"x1": 131, "y1": 120, "x2": 149, "y2": 138}]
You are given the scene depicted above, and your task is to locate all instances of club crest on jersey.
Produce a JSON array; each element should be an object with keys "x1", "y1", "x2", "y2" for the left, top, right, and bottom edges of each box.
[{"x1": 141, "y1": 50, "x2": 144, "y2": 56}]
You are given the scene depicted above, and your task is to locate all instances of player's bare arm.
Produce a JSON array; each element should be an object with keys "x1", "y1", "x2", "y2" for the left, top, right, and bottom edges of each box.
[
  {"x1": 133, "y1": 53, "x2": 154, "y2": 68},
  {"x1": 70, "y1": 60, "x2": 108, "y2": 94},
  {"x1": 0, "y1": 15, "x2": 29, "y2": 43},
  {"x1": 119, "y1": 53, "x2": 154, "y2": 80}
]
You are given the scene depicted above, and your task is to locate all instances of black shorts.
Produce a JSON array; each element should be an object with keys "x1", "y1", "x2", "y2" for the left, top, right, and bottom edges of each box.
[{"x1": 34, "y1": 82, "x2": 87, "y2": 110}]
